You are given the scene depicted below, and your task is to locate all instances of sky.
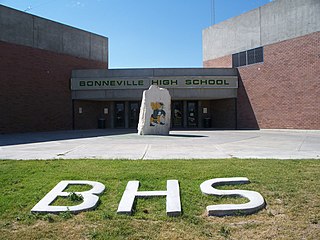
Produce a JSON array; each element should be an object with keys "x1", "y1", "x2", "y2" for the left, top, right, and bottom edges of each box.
[{"x1": 0, "y1": 0, "x2": 272, "y2": 68}]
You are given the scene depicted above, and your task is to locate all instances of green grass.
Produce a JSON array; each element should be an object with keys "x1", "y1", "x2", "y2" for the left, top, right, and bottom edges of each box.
[{"x1": 0, "y1": 159, "x2": 319, "y2": 240}]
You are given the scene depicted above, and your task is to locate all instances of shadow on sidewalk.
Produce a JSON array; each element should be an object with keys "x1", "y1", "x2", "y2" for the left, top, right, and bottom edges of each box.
[{"x1": 0, "y1": 129, "x2": 137, "y2": 146}]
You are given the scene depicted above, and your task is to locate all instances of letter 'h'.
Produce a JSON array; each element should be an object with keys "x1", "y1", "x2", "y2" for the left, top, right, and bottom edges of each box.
[{"x1": 117, "y1": 180, "x2": 181, "y2": 216}]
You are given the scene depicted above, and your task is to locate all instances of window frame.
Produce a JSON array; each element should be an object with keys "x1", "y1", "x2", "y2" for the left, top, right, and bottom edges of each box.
[{"x1": 232, "y1": 47, "x2": 264, "y2": 68}]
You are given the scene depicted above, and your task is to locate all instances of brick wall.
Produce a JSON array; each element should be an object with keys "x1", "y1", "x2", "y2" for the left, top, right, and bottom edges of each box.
[
  {"x1": 203, "y1": 55, "x2": 232, "y2": 68},
  {"x1": 0, "y1": 41, "x2": 106, "y2": 133},
  {"x1": 212, "y1": 99, "x2": 237, "y2": 129},
  {"x1": 74, "y1": 100, "x2": 112, "y2": 129},
  {"x1": 204, "y1": 31, "x2": 320, "y2": 130},
  {"x1": 201, "y1": 99, "x2": 236, "y2": 129}
]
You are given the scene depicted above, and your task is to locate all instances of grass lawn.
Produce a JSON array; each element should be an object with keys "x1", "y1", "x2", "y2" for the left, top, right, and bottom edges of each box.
[{"x1": 0, "y1": 159, "x2": 319, "y2": 240}]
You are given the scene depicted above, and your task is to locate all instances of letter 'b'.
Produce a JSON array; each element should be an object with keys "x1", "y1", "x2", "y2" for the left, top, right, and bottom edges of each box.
[{"x1": 31, "y1": 181, "x2": 105, "y2": 214}]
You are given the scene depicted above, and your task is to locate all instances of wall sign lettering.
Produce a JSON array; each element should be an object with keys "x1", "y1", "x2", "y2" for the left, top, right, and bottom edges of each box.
[{"x1": 71, "y1": 76, "x2": 238, "y2": 90}]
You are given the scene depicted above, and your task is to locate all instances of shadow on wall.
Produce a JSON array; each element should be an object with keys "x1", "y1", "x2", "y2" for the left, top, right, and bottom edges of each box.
[{"x1": 237, "y1": 75, "x2": 260, "y2": 130}]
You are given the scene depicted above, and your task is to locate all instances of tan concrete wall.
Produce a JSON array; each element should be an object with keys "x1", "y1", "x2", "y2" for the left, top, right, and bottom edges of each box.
[
  {"x1": 0, "y1": 5, "x2": 108, "y2": 64},
  {"x1": 203, "y1": 0, "x2": 320, "y2": 61}
]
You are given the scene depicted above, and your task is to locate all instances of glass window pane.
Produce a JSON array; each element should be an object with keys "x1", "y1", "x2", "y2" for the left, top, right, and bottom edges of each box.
[
  {"x1": 255, "y1": 47, "x2": 263, "y2": 63},
  {"x1": 115, "y1": 102, "x2": 125, "y2": 128},
  {"x1": 239, "y1": 51, "x2": 246, "y2": 66},
  {"x1": 129, "y1": 102, "x2": 140, "y2": 128},
  {"x1": 247, "y1": 49, "x2": 255, "y2": 65},
  {"x1": 232, "y1": 53, "x2": 239, "y2": 68},
  {"x1": 187, "y1": 101, "x2": 198, "y2": 128},
  {"x1": 172, "y1": 101, "x2": 183, "y2": 128}
]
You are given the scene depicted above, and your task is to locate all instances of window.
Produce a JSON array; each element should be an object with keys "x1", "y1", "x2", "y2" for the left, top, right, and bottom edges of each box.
[
  {"x1": 232, "y1": 47, "x2": 264, "y2": 68},
  {"x1": 247, "y1": 49, "x2": 255, "y2": 65},
  {"x1": 255, "y1": 47, "x2": 263, "y2": 63},
  {"x1": 232, "y1": 53, "x2": 239, "y2": 68},
  {"x1": 239, "y1": 51, "x2": 247, "y2": 66}
]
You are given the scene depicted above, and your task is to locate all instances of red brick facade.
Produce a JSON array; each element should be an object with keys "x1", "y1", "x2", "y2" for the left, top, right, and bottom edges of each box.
[
  {"x1": 0, "y1": 41, "x2": 106, "y2": 133},
  {"x1": 201, "y1": 99, "x2": 236, "y2": 129},
  {"x1": 204, "y1": 55, "x2": 232, "y2": 68},
  {"x1": 74, "y1": 101, "x2": 112, "y2": 129},
  {"x1": 204, "y1": 31, "x2": 320, "y2": 130}
]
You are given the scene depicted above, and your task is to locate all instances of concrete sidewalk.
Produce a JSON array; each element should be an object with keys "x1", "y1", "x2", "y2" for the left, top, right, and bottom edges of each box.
[{"x1": 0, "y1": 129, "x2": 319, "y2": 160}]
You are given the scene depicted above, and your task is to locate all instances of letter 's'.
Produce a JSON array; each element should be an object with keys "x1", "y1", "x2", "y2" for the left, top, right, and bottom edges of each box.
[
  {"x1": 200, "y1": 177, "x2": 265, "y2": 216},
  {"x1": 117, "y1": 180, "x2": 181, "y2": 216},
  {"x1": 31, "y1": 180, "x2": 105, "y2": 214}
]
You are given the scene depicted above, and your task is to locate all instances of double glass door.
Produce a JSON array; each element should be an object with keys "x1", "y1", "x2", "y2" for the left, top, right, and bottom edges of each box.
[
  {"x1": 172, "y1": 101, "x2": 198, "y2": 128},
  {"x1": 115, "y1": 101, "x2": 198, "y2": 129},
  {"x1": 114, "y1": 101, "x2": 140, "y2": 128}
]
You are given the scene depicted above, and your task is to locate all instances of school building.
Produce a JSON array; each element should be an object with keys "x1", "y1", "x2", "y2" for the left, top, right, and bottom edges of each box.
[{"x1": 0, "y1": 0, "x2": 319, "y2": 133}]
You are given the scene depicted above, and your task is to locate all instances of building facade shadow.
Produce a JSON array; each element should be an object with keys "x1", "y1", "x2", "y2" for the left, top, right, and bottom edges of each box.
[
  {"x1": 0, "y1": 129, "x2": 137, "y2": 146},
  {"x1": 237, "y1": 75, "x2": 260, "y2": 130}
]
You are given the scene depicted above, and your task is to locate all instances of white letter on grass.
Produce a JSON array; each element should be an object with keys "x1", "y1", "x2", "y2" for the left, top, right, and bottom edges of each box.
[
  {"x1": 31, "y1": 180, "x2": 105, "y2": 214},
  {"x1": 117, "y1": 180, "x2": 181, "y2": 216},
  {"x1": 200, "y1": 177, "x2": 265, "y2": 216}
]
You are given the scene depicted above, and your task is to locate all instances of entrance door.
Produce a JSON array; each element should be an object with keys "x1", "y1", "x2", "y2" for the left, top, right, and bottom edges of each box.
[
  {"x1": 115, "y1": 102, "x2": 125, "y2": 128},
  {"x1": 172, "y1": 101, "x2": 183, "y2": 128},
  {"x1": 129, "y1": 102, "x2": 140, "y2": 128},
  {"x1": 187, "y1": 101, "x2": 198, "y2": 128}
]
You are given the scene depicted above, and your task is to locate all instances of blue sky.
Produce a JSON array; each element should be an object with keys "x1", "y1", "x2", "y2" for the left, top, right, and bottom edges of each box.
[{"x1": 1, "y1": 0, "x2": 271, "y2": 68}]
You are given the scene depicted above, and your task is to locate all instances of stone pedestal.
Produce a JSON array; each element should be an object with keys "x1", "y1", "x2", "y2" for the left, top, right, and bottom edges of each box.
[{"x1": 138, "y1": 85, "x2": 171, "y2": 135}]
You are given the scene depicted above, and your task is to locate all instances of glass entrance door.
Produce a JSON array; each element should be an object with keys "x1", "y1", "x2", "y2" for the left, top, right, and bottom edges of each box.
[
  {"x1": 172, "y1": 101, "x2": 183, "y2": 128},
  {"x1": 187, "y1": 101, "x2": 198, "y2": 128},
  {"x1": 115, "y1": 102, "x2": 125, "y2": 128},
  {"x1": 129, "y1": 102, "x2": 140, "y2": 128}
]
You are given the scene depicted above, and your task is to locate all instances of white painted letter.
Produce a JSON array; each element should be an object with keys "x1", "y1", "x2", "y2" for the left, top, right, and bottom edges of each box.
[
  {"x1": 31, "y1": 180, "x2": 105, "y2": 214},
  {"x1": 117, "y1": 180, "x2": 181, "y2": 216},
  {"x1": 200, "y1": 177, "x2": 265, "y2": 216}
]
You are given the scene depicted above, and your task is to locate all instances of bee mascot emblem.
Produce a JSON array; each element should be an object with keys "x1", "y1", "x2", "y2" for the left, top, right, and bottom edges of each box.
[{"x1": 150, "y1": 102, "x2": 166, "y2": 126}]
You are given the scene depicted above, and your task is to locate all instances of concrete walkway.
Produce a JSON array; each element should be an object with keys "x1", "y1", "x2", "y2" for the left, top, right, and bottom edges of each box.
[{"x1": 0, "y1": 129, "x2": 319, "y2": 160}]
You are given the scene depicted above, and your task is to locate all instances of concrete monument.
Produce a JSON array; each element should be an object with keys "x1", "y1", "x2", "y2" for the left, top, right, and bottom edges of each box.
[{"x1": 138, "y1": 85, "x2": 171, "y2": 135}]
